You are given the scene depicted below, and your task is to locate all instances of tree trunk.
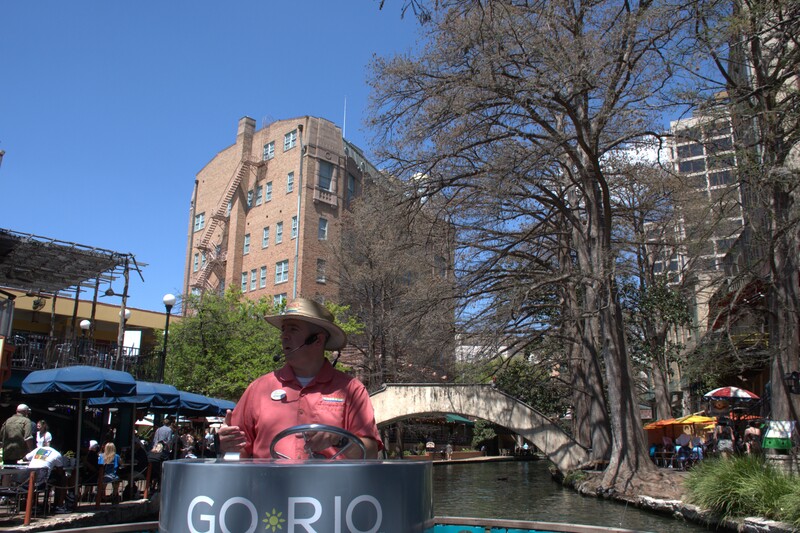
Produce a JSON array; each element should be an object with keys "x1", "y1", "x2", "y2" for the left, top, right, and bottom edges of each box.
[{"x1": 768, "y1": 176, "x2": 800, "y2": 421}]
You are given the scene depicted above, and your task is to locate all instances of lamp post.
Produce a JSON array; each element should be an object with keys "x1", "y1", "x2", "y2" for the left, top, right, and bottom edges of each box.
[
  {"x1": 159, "y1": 294, "x2": 177, "y2": 383},
  {"x1": 79, "y1": 319, "x2": 91, "y2": 359}
]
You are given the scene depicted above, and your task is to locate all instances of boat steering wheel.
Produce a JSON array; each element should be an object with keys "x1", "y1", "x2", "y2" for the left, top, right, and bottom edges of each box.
[{"x1": 269, "y1": 423, "x2": 367, "y2": 460}]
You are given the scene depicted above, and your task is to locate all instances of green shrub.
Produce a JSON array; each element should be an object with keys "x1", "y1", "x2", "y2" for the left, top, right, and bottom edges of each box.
[
  {"x1": 563, "y1": 470, "x2": 586, "y2": 486},
  {"x1": 776, "y1": 482, "x2": 800, "y2": 528},
  {"x1": 685, "y1": 455, "x2": 796, "y2": 524}
]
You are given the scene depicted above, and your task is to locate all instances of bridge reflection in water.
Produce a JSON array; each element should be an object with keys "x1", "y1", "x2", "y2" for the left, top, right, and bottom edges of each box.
[{"x1": 433, "y1": 461, "x2": 711, "y2": 532}]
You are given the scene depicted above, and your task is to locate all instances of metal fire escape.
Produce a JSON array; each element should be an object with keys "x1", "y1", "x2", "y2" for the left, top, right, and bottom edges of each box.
[{"x1": 193, "y1": 158, "x2": 260, "y2": 291}]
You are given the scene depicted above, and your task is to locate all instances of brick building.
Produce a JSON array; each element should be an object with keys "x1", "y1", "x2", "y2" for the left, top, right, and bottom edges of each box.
[{"x1": 184, "y1": 116, "x2": 378, "y2": 305}]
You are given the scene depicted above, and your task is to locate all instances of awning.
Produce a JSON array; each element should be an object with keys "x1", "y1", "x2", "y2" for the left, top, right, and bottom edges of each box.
[{"x1": 445, "y1": 414, "x2": 474, "y2": 426}]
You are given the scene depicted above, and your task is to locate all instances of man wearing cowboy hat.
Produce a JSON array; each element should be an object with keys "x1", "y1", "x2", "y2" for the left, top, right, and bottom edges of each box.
[{"x1": 219, "y1": 298, "x2": 382, "y2": 459}]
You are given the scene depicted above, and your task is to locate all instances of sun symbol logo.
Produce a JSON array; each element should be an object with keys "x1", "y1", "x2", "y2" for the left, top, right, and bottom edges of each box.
[{"x1": 262, "y1": 508, "x2": 286, "y2": 532}]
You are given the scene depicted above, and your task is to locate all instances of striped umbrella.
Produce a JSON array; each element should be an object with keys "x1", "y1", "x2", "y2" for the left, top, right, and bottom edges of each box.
[{"x1": 703, "y1": 386, "x2": 759, "y2": 400}]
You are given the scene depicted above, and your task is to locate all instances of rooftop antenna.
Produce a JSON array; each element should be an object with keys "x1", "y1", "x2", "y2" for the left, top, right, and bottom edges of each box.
[{"x1": 342, "y1": 97, "x2": 347, "y2": 139}]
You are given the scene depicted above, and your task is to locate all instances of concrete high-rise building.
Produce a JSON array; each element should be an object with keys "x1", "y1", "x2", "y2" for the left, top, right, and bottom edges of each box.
[
  {"x1": 183, "y1": 116, "x2": 378, "y2": 305},
  {"x1": 659, "y1": 107, "x2": 743, "y2": 277}
]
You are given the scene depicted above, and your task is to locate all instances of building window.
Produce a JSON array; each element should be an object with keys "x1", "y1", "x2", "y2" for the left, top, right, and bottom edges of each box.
[
  {"x1": 250, "y1": 269, "x2": 257, "y2": 291},
  {"x1": 709, "y1": 170, "x2": 733, "y2": 187},
  {"x1": 319, "y1": 161, "x2": 334, "y2": 191},
  {"x1": 263, "y1": 141, "x2": 275, "y2": 160},
  {"x1": 201, "y1": 252, "x2": 207, "y2": 269},
  {"x1": 266, "y1": 182, "x2": 273, "y2": 202},
  {"x1": 316, "y1": 259, "x2": 327, "y2": 283},
  {"x1": 346, "y1": 173, "x2": 356, "y2": 206},
  {"x1": 677, "y1": 143, "x2": 704, "y2": 158},
  {"x1": 241, "y1": 272, "x2": 248, "y2": 292},
  {"x1": 243, "y1": 234, "x2": 251, "y2": 255},
  {"x1": 193, "y1": 253, "x2": 199, "y2": 272},
  {"x1": 276, "y1": 222, "x2": 283, "y2": 244},
  {"x1": 709, "y1": 153, "x2": 736, "y2": 170},
  {"x1": 275, "y1": 260, "x2": 289, "y2": 284},
  {"x1": 262, "y1": 226, "x2": 270, "y2": 248},
  {"x1": 247, "y1": 189, "x2": 253, "y2": 208},
  {"x1": 287, "y1": 172, "x2": 294, "y2": 193},
  {"x1": 707, "y1": 136, "x2": 733, "y2": 152},
  {"x1": 318, "y1": 218, "x2": 328, "y2": 240},
  {"x1": 273, "y1": 293, "x2": 287, "y2": 307},
  {"x1": 226, "y1": 201, "x2": 232, "y2": 217},
  {"x1": 255, "y1": 185, "x2": 263, "y2": 206},
  {"x1": 678, "y1": 159, "x2": 705, "y2": 173},
  {"x1": 291, "y1": 216, "x2": 298, "y2": 239},
  {"x1": 194, "y1": 212, "x2": 205, "y2": 232},
  {"x1": 260, "y1": 266, "x2": 267, "y2": 288},
  {"x1": 191, "y1": 287, "x2": 201, "y2": 296},
  {"x1": 284, "y1": 130, "x2": 297, "y2": 151}
]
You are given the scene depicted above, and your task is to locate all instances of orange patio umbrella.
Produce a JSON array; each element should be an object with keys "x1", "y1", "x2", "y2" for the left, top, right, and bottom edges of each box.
[{"x1": 643, "y1": 418, "x2": 680, "y2": 445}]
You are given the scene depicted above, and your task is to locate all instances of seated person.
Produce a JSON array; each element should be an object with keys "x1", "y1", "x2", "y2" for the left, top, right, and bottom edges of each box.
[
  {"x1": 674, "y1": 443, "x2": 692, "y2": 467},
  {"x1": 690, "y1": 435, "x2": 705, "y2": 460},
  {"x1": 146, "y1": 441, "x2": 169, "y2": 493},
  {"x1": 119, "y1": 440, "x2": 149, "y2": 499},
  {"x1": 675, "y1": 429, "x2": 692, "y2": 449},
  {"x1": 98, "y1": 442, "x2": 122, "y2": 502},
  {"x1": 23, "y1": 445, "x2": 68, "y2": 511},
  {"x1": 80, "y1": 440, "x2": 100, "y2": 502}
]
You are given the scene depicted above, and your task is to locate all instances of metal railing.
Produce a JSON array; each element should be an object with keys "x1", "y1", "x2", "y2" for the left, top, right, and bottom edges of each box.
[{"x1": 6, "y1": 332, "x2": 160, "y2": 380}]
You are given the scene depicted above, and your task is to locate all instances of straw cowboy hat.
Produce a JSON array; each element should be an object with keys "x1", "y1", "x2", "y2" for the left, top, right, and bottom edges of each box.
[{"x1": 265, "y1": 298, "x2": 347, "y2": 351}]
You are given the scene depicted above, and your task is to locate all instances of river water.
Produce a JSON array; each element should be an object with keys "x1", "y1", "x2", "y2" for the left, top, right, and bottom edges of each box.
[{"x1": 433, "y1": 460, "x2": 711, "y2": 533}]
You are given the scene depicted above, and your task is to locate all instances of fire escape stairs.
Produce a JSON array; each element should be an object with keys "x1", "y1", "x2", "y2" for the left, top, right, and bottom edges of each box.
[{"x1": 193, "y1": 158, "x2": 256, "y2": 289}]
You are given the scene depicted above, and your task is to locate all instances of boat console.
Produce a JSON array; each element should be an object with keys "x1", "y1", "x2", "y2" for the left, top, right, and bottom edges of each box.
[{"x1": 160, "y1": 458, "x2": 433, "y2": 532}]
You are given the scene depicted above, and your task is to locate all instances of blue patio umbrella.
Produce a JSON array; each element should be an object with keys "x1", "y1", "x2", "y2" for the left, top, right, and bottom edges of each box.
[
  {"x1": 88, "y1": 381, "x2": 181, "y2": 410},
  {"x1": 88, "y1": 381, "x2": 181, "y2": 491},
  {"x1": 214, "y1": 397, "x2": 237, "y2": 414},
  {"x1": 177, "y1": 390, "x2": 232, "y2": 416},
  {"x1": 21, "y1": 366, "x2": 137, "y2": 499}
]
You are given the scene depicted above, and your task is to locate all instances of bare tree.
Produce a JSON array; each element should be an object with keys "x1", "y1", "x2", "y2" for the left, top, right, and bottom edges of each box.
[
  {"x1": 689, "y1": 0, "x2": 800, "y2": 420},
  {"x1": 331, "y1": 177, "x2": 457, "y2": 390},
  {"x1": 369, "y1": 0, "x2": 690, "y2": 495}
]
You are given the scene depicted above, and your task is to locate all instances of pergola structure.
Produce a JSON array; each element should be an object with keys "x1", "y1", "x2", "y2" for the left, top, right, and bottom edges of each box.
[
  {"x1": 0, "y1": 228, "x2": 144, "y2": 368},
  {"x1": 0, "y1": 228, "x2": 141, "y2": 295}
]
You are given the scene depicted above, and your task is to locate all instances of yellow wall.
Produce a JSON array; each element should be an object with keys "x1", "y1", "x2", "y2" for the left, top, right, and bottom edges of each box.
[{"x1": 4, "y1": 287, "x2": 177, "y2": 346}]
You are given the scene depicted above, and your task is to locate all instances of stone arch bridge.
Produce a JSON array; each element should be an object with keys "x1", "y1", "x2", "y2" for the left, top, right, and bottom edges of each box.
[{"x1": 370, "y1": 383, "x2": 589, "y2": 472}]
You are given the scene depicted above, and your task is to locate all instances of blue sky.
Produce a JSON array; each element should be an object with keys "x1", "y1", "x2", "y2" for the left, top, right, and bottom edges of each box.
[{"x1": 0, "y1": 1, "x2": 420, "y2": 312}]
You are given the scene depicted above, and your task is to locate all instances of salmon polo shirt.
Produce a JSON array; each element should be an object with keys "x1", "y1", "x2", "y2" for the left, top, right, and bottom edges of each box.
[{"x1": 231, "y1": 359, "x2": 383, "y2": 459}]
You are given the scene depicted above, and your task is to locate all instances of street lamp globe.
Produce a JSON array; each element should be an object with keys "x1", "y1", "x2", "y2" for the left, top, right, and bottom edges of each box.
[
  {"x1": 79, "y1": 319, "x2": 91, "y2": 332},
  {"x1": 119, "y1": 309, "x2": 131, "y2": 320},
  {"x1": 163, "y1": 293, "x2": 177, "y2": 309}
]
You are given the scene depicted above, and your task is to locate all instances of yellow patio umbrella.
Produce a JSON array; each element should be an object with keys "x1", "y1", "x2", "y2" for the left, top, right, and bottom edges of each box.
[
  {"x1": 672, "y1": 414, "x2": 716, "y2": 426},
  {"x1": 643, "y1": 418, "x2": 677, "y2": 430}
]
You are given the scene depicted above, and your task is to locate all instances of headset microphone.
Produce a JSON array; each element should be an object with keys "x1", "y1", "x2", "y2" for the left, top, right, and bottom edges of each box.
[{"x1": 272, "y1": 333, "x2": 319, "y2": 362}]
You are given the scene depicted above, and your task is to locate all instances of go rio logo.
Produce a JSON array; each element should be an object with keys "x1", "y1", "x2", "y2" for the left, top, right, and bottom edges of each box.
[{"x1": 186, "y1": 494, "x2": 384, "y2": 533}]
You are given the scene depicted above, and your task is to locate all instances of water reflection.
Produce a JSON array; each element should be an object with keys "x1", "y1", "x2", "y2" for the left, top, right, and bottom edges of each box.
[{"x1": 433, "y1": 460, "x2": 711, "y2": 533}]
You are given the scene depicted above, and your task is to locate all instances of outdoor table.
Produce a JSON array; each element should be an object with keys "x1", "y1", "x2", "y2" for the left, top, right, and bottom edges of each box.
[{"x1": 0, "y1": 464, "x2": 44, "y2": 525}]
